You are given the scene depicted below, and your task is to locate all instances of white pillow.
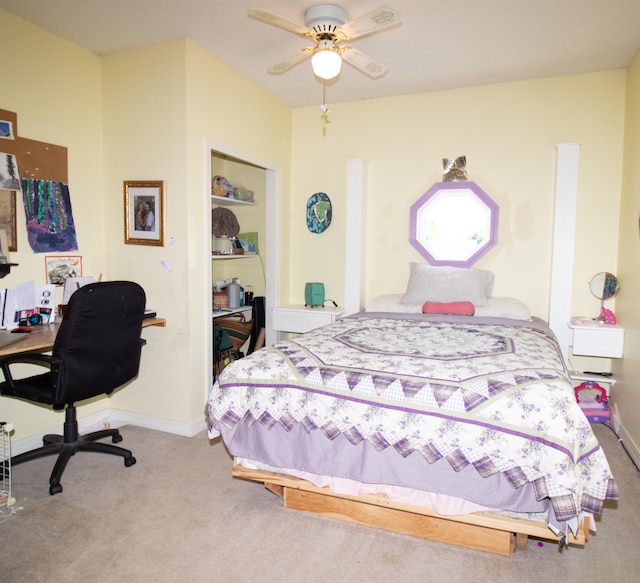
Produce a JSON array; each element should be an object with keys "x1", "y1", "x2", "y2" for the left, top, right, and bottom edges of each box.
[
  {"x1": 365, "y1": 294, "x2": 422, "y2": 313},
  {"x1": 475, "y1": 297, "x2": 531, "y2": 320},
  {"x1": 400, "y1": 264, "x2": 494, "y2": 307}
]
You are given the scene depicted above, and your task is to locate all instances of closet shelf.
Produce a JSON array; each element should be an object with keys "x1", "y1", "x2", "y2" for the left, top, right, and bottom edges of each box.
[
  {"x1": 212, "y1": 254, "x2": 257, "y2": 260},
  {"x1": 211, "y1": 196, "x2": 255, "y2": 207}
]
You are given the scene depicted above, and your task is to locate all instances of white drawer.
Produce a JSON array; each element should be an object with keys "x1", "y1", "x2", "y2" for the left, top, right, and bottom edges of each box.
[{"x1": 571, "y1": 324, "x2": 624, "y2": 358}]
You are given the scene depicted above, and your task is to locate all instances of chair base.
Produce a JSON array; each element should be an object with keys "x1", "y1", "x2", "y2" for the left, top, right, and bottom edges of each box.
[{"x1": 11, "y1": 415, "x2": 136, "y2": 495}]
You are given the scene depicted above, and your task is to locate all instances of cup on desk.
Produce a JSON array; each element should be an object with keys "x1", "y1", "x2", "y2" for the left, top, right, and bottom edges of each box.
[{"x1": 244, "y1": 285, "x2": 254, "y2": 306}]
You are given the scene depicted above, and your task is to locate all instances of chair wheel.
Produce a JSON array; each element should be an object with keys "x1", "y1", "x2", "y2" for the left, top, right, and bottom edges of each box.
[
  {"x1": 124, "y1": 456, "x2": 136, "y2": 467},
  {"x1": 49, "y1": 483, "x2": 63, "y2": 495},
  {"x1": 112, "y1": 434, "x2": 123, "y2": 444}
]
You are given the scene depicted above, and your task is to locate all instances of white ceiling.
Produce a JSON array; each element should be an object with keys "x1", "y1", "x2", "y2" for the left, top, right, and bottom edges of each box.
[{"x1": 2, "y1": 0, "x2": 640, "y2": 108}]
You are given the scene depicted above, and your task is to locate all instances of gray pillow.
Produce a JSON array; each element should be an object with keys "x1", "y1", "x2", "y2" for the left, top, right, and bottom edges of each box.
[{"x1": 400, "y1": 263, "x2": 495, "y2": 307}]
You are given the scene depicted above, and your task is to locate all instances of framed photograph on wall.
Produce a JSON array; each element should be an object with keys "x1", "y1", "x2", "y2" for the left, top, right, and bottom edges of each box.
[
  {"x1": 0, "y1": 190, "x2": 17, "y2": 252},
  {"x1": 124, "y1": 180, "x2": 165, "y2": 246}
]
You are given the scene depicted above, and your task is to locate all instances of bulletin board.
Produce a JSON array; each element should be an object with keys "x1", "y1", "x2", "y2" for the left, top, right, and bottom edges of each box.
[
  {"x1": 0, "y1": 109, "x2": 69, "y2": 251},
  {"x1": 0, "y1": 109, "x2": 68, "y2": 182}
]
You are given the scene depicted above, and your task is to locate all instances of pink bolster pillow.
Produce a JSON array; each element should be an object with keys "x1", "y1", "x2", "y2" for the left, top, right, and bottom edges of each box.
[{"x1": 422, "y1": 301, "x2": 475, "y2": 316}]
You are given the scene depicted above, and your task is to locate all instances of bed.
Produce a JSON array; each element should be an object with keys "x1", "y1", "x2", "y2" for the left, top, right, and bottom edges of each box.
[{"x1": 205, "y1": 266, "x2": 618, "y2": 556}]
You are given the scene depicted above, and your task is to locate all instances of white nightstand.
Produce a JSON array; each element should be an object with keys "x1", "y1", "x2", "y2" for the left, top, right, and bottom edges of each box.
[
  {"x1": 568, "y1": 319, "x2": 624, "y2": 358},
  {"x1": 567, "y1": 318, "x2": 624, "y2": 384},
  {"x1": 273, "y1": 304, "x2": 345, "y2": 335}
]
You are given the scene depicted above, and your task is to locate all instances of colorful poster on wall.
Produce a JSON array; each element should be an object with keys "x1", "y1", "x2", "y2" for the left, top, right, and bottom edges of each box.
[{"x1": 21, "y1": 178, "x2": 78, "y2": 252}]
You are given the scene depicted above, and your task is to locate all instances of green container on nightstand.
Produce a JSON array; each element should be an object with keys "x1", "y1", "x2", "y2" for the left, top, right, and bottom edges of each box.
[{"x1": 305, "y1": 283, "x2": 325, "y2": 307}]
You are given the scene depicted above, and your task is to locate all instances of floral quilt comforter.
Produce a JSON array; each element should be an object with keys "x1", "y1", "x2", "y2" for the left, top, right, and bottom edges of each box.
[{"x1": 205, "y1": 312, "x2": 618, "y2": 529}]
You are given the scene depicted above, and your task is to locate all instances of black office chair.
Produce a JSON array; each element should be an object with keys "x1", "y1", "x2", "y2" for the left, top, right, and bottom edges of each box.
[
  {"x1": 247, "y1": 296, "x2": 265, "y2": 354},
  {"x1": 0, "y1": 281, "x2": 147, "y2": 495}
]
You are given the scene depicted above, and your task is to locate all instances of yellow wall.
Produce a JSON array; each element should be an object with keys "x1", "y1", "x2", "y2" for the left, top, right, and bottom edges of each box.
[
  {"x1": 100, "y1": 40, "x2": 191, "y2": 425},
  {"x1": 1, "y1": 10, "x2": 106, "y2": 437},
  {"x1": 288, "y1": 72, "x2": 626, "y2": 320},
  {"x1": 182, "y1": 41, "x2": 291, "y2": 423},
  {"x1": 99, "y1": 39, "x2": 292, "y2": 428},
  {"x1": 1, "y1": 7, "x2": 634, "y2": 451},
  {"x1": 1, "y1": 9, "x2": 291, "y2": 440},
  {"x1": 614, "y1": 48, "x2": 640, "y2": 455}
]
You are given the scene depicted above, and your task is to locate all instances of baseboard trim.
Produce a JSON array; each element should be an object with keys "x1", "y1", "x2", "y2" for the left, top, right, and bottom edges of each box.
[
  {"x1": 110, "y1": 410, "x2": 208, "y2": 438},
  {"x1": 10, "y1": 409, "x2": 208, "y2": 457},
  {"x1": 610, "y1": 411, "x2": 640, "y2": 471}
]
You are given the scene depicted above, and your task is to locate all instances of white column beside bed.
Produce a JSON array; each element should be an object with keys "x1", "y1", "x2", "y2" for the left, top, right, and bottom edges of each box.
[{"x1": 548, "y1": 142, "x2": 581, "y2": 364}]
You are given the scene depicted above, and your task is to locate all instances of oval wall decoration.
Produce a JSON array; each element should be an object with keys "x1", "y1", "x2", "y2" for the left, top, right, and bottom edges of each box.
[{"x1": 306, "y1": 192, "x2": 332, "y2": 234}]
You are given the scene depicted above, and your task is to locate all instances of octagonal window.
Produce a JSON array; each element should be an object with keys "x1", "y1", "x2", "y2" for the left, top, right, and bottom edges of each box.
[{"x1": 409, "y1": 181, "x2": 498, "y2": 267}]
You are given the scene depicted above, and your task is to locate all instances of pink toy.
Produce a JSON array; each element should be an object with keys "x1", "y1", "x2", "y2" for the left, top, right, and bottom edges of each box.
[
  {"x1": 599, "y1": 307, "x2": 617, "y2": 325},
  {"x1": 575, "y1": 381, "x2": 610, "y2": 423}
]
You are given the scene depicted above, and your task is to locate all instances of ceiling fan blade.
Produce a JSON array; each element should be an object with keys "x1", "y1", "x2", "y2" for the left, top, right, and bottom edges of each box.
[
  {"x1": 247, "y1": 8, "x2": 312, "y2": 38},
  {"x1": 339, "y1": 5, "x2": 401, "y2": 41},
  {"x1": 341, "y1": 46, "x2": 389, "y2": 79},
  {"x1": 267, "y1": 47, "x2": 314, "y2": 75}
]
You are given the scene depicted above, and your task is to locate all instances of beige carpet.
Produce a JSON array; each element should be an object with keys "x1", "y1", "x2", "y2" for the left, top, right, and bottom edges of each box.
[{"x1": 0, "y1": 422, "x2": 638, "y2": 582}]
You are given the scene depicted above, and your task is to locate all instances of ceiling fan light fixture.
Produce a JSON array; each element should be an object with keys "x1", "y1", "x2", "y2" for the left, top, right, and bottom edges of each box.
[{"x1": 311, "y1": 39, "x2": 342, "y2": 80}]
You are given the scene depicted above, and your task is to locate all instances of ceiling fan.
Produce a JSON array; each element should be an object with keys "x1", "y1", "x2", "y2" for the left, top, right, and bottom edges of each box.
[{"x1": 248, "y1": 4, "x2": 401, "y2": 81}]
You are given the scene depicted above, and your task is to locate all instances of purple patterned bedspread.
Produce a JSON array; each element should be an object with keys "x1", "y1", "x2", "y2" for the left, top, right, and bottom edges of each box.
[{"x1": 205, "y1": 312, "x2": 618, "y2": 527}]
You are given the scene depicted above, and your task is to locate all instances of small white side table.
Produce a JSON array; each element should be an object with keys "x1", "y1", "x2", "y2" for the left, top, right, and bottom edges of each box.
[
  {"x1": 567, "y1": 318, "x2": 624, "y2": 385},
  {"x1": 273, "y1": 304, "x2": 345, "y2": 335},
  {"x1": 568, "y1": 319, "x2": 624, "y2": 358}
]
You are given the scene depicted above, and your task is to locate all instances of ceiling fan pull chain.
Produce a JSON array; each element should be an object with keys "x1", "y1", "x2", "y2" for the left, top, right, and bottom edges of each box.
[{"x1": 320, "y1": 83, "x2": 331, "y2": 135}]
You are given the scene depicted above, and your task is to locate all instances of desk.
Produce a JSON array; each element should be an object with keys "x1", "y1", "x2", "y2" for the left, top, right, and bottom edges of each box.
[{"x1": 0, "y1": 317, "x2": 166, "y2": 358}]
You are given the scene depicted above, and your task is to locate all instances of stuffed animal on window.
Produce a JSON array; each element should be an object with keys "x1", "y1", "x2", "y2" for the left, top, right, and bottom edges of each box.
[{"x1": 442, "y1": 156, "x2": 467, "y2": 182}]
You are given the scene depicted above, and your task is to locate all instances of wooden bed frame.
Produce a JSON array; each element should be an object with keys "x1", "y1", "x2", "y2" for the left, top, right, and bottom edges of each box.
[{"x1": 232, "y1": 464, "x2": 589, "y2": 556}]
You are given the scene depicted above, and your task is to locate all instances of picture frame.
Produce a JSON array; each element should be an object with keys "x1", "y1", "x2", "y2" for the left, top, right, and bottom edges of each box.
[
  {"x1": 409, "y1": 181, "x2": 498, "y2": 268},
  {"x1": 45, "y1": 255, "x2": 82, "y2": 285},
  {"x1": 0, "y1": 229, "x2": 10, "y2": 262},
  {"x1": 0, "y1": 190, "x2": 17, "y2": 252},
  {"x1": 0, "y1": 119, "x2": 15, "y2": 140},
  {"x1": 237, "y1": 231, "x2": 259, "y2": 255},
  {"x1": 124, "y1": 180, "x2": 165, "y2": 246}
]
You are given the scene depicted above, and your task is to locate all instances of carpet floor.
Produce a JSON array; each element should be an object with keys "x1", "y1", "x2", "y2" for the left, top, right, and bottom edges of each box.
[{"x1": 1, "y1": 422, "x2": 638, "y2": 582}]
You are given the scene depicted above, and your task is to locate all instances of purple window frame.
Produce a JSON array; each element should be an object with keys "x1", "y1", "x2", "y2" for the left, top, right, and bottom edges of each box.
[{"x1": 409, "y1": 181, "x2": 499, "y2": 268}]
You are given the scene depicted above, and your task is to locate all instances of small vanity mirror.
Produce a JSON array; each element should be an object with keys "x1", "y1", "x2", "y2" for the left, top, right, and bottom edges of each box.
[
  {"x1": 589, "y1": 272, "x2": 619, "y2": 324},
  {"x1": 589, "y1": 272, "x2": 619, "y2": 301}
]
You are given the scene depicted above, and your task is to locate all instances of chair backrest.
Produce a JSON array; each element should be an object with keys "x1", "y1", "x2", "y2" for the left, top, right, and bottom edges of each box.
[
  {"x1": 247, "y1": 296, "x2": 265, "y2": 355},
  {"x1": 52, "y1": 281, "x2": 146, "y2": 407}
]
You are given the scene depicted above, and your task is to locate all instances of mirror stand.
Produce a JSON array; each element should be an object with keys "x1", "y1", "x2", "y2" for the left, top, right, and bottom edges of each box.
[{"x1": 589, "y1": 272, "x2": 619, "y2": 324}]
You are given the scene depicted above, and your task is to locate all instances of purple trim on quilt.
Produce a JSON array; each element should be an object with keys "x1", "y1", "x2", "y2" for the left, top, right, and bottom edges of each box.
[
  {"x1": 577, "y1": 444, "x2": 605, "y2": 464},
  {"x1": 221, "y1": 419, "x2": 550, "y2": 516},
  {"x1": 346, "y1": 311, "x2": 551, "y2": 330}
]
